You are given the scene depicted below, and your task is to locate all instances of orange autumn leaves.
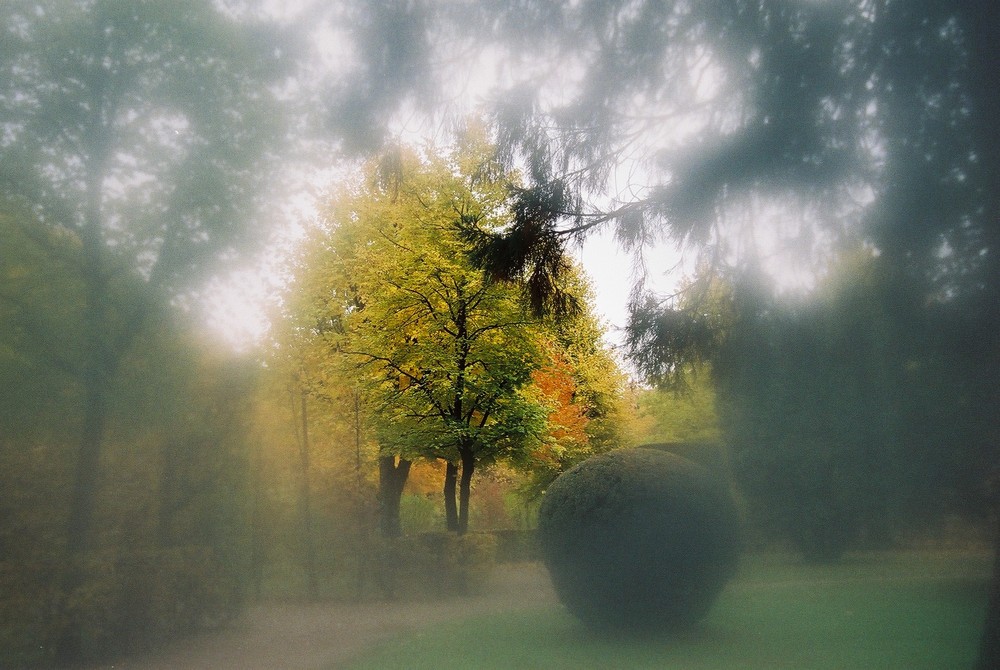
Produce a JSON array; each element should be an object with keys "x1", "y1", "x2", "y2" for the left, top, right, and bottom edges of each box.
[{"x1": 531, "y1": 351, "x2": 590, "y2": 469}]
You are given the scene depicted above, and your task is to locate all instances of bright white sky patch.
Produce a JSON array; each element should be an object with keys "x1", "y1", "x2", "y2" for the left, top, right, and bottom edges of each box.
[{"x1": 199, "y1": 2, "x2": 829, "y2": 354}]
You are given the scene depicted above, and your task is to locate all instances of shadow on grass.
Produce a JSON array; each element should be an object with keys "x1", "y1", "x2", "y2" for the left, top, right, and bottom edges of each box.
[{"x1": 345, "y1": 552, "x2": 991, "y2": 670}]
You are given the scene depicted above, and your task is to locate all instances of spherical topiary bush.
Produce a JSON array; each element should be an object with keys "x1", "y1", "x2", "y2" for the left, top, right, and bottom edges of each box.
[{"x1": 538, "y1": 447, "x2": 740, "y2": 632}]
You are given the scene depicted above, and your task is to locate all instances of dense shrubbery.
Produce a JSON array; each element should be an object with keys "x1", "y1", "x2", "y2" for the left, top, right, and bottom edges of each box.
[
  {"x1": 362, "y1": 532, "x2": 498, "y2": 599},
  {"x1": 538, "y1": 448, "x2": 740, "y2": 632},
  {"x1": 0, "y1": 546, "x2": 240, "y2": 667}
]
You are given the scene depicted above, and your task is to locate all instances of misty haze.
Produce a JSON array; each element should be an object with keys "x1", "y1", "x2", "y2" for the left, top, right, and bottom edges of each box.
[{"x1": 2, "y1": 2, "x2": 998, "y2": 668}]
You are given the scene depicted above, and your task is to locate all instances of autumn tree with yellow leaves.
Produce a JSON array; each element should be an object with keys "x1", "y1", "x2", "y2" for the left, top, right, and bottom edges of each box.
[{"x1": 279, "y1": 132, "x2": 627, "y2": 537}]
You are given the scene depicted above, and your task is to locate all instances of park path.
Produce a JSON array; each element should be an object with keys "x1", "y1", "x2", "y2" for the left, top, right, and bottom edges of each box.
[
  {"x1": 114, "y1": 563, "x2": 558, "y2": 670},
  {"x1": 98, "y1": 551, "x2": 990, "y2": 669}
]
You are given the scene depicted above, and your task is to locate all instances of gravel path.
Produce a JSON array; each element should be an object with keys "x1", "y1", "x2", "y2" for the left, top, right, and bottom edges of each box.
[{"x1": 116, "y1": 563, "x2": 558, "y2": 670}]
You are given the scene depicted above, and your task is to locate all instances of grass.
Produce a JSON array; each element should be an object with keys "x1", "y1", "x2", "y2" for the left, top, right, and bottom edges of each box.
[{"x1": 344, "y1": 551, "x2": 991, "y2": 669}]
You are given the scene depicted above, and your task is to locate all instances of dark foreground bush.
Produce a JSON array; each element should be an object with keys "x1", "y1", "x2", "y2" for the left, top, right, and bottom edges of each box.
[
  {"x1": 1, "y1": 546, "x2": 240, "y2": 667},
  {"x1": 538, "y1": 448, "x2": 740, "y2": 632}
]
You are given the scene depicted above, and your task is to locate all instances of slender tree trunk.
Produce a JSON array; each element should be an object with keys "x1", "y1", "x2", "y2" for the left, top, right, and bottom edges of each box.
[
  {"x1": 295, "y1": 391, "x2": 319, "y2": 601},
  {"x1": 447, "y1": 293, "x2": 469, "y2": 534},
  {"x1": 249, "y1": 436, "x2": 264, "y2": 600},
  {"x1": 353, "y1": 390, "x2": 365, "y2": 601},
  {"x1": 444, "y1": 461, "x2": 459, "y2": 531},
  {"x1": 377, "y1": 455, "x2": 411, "y2": 537},
  {"x1": 457, "y1": 448, "x2": 475, "y2": 535}
]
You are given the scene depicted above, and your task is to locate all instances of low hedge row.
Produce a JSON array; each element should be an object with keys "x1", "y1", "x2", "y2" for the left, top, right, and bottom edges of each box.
[{"x1": 360, "y1": 532, "x2": 499, "y2": 600}]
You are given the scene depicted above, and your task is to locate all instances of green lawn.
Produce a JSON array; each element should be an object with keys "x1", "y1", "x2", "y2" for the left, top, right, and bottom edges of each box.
[{"x1": 345, "y1": 552, "x2": 991, "y2": 669}]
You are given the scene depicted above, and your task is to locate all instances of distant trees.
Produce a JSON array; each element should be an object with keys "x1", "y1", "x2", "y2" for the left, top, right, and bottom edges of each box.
[
  {"x1": 0, "y1": 1, "x2": 290, "y2": 663},
  {"x1": 711, "y1": 256, "x2": 906, "y2": 561},
  {"x1": 250, "y1": 335, "x2": 378, "y2": 603},
  {"x1": 631, "y1": 373, "x2": 720, "y2": 448},
  {"x1": 679, "y1": 246, "x2": 997, "y2": 562},
  {"x1": 1, "y1": 203, "x2": 259, "y2": 663}
]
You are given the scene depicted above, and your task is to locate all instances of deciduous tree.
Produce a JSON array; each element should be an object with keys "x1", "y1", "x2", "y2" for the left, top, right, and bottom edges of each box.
[
  {"x1": 292, "y1": 137, "x2": 551, "y2": 535},
  {"x1": 0, "y1": 1, "x2": 290, "y2": 660}
]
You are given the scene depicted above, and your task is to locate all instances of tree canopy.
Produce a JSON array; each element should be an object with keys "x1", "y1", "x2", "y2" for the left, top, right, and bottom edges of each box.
[
  {"x1": 1, "y1": 0, "x2": 291, "y2": 290},
  {"x1": 285, "y1": 138, "x2": 553, "y2": 535},
  {"x1": 278, "y1": 130, "x2": 629, "y2": 536},
  {"x1": 320, "y1": 1, "x2": 999, "y2": 328}
]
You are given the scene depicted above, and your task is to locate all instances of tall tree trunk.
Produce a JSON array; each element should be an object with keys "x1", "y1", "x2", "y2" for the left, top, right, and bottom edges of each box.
[
  {"x1": 295, "y1": 391, "x2": 319, "y2": 601},
  {"x1": 963, "y1": 6, "x2": 1000, "y2": 667},
  {"x1": 54, "y1": 370, "x2": 109, "y2": 663},
  {"x1": 447, "y1": 293, "x2": 470, "y2": 534},
  {"x1": 353, "y1": 390, "x2": 365, "y2": 600},
  {"x1": 377, "y1": 455, "x2": 411, "y2": 537},
  {"x1": 444, "y1": 461, "x2": 459, "y2": 532},
  {"x1": 457, "y1": 448, "x2": 475, "y2": 535},
  {"x1": 55, "y1": 152, "x2": 114, "y2": 662},
  {"x1": 249, "y1": 435, "x2": 264, "y2": 600}
]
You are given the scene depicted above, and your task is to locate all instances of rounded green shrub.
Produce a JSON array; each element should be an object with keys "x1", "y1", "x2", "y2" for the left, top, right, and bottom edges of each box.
[{"x1": 538, "y1": 447, "x2": 740, "y2": 632}]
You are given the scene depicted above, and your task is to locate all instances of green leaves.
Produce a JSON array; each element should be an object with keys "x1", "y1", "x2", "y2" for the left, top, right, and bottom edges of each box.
[{"x1": 284, "y1": 141, "x2": 550, "y2": 468}]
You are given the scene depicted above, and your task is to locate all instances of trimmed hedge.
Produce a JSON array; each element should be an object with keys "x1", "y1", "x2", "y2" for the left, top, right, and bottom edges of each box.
[{"x1": 538, "y1": 448, "x2": 740, "y2": 632}]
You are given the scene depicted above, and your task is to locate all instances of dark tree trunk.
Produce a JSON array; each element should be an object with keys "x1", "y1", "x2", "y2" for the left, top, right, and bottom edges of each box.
[
  {"x1": 64, "y1": 377, "x2": 108, "y2": 557},
  {"x1": 54, "y1": 373, "x2": 109, "y2": 664},
  {"x1": 56, "y1": 216, "x2": 117, "y2": 663},
  {"x1": 54, "y1": 90, "x2": 120, "y2": 663},
  {"x1": 457, "y1": 448, "x2": 475, "y2": 535},
  {"x1": 962, "y1": 6, "x2": 1000, "y2": 667},
  {"x1": 444, "y1": 461, "x2": 459, "y2": 532},
  {"x1": 378, "y1": 455, "x2": 411, "y2": 538},
  {"x1": 978, "y1": 511, "x2": 1000, "y2": 670}
]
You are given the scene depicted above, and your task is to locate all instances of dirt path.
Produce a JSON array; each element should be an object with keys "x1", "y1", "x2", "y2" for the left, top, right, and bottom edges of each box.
[{"x1": 116, "y1": 563, "x2": 557, "y2": 670}]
